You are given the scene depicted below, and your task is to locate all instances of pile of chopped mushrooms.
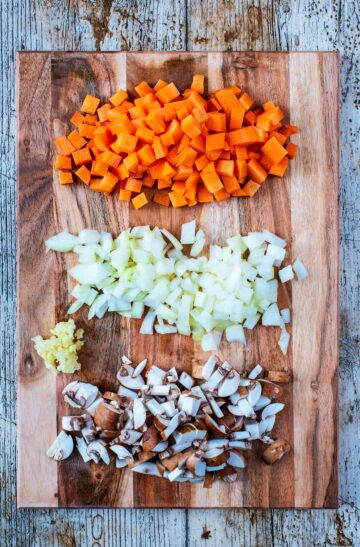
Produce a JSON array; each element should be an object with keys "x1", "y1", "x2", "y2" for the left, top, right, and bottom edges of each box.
[{"x1": 48, "y1": 355, "x2": 291, "y2": 485}]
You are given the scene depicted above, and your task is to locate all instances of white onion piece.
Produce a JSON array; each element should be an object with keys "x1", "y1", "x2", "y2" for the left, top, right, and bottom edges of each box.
[
  {"x1": 293, "y1": 258, "x2": 309, "y2": 280},
  {"x1": 46, "y1": 232, "x2": 79, "y2": 252}
]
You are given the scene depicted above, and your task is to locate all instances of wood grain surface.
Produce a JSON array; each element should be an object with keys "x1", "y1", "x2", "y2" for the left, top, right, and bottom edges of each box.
[
  {"x1": 17, "y1": 51, "x2": 338, "y2": 509},
  {"x1": 2, "y1": 0, "x2": 358, "y2": 545}
]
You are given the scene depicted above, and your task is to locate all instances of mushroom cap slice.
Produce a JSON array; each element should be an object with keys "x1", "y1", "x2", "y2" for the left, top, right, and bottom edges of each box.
[
  {"x1": 87, "y1": 440, "x2": 110, "y2": 464},
  {"x1": 262, "y1": 438, "x2": 290, "y2": 464},
  {"x1": 227, "y1": 450, "x2": 246, "y2": 468},
  {"x1": 47, "y1": 431, "x2": 74, "y2": 461},
  {"x1": 117, "y1": 364, "x2": 144, "y2": 390},
  {"x1": 132, "y1": 462, "x2": 162, "y2": 477},
  {"x1": 218, "y1": 370, "x2": 241, "y2": 397}
]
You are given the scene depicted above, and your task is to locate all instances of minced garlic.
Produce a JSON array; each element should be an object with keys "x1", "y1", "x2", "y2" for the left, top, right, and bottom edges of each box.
[{"x1": 32, "y1": 319, "x2": 84, "y2": 374}]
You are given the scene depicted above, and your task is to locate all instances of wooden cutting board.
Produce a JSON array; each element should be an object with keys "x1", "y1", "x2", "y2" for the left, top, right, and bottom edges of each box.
[{"x1": 17, "y1": 51, "x2": 339, "y2": 508}]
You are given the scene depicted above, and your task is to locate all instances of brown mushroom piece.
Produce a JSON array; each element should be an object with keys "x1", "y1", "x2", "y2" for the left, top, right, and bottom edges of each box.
[
  {"x1": 94, "y1": 402, "x2": 122, "y2": 430},
  {"x1": 142, "y1": 424, "x2": 163, "y2": 451},
  {"x1": 262, "y1": 438, "x2": 291, "y2": 464},
  {"x1": 265, "y1": 370, "x2": 292, "y2": 383}
]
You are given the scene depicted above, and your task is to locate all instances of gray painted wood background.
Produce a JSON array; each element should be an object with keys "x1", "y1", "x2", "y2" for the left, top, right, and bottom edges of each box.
[{"x1": 1, "y1": 0, "x2": 358, "y2": 545}]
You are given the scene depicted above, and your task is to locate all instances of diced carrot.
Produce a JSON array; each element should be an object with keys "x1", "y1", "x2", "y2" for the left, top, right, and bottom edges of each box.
[
  {"x1": 101, "y1": 150, "x2": 120, "y2": 168},
  {"x1": 125, "y1": 178, "x2": 142, "y2": 193},
  {"x1": 235, "y1": 145, "x2": 248, "y2": 160},
  {"x1": 208, "y1": 97, "x2": 222, "y2": 111},
  {"x1": 200, "y1": 170, "x2": 223, "y2": 194},
  {"x1": 145, "y1": 110, "x2": 166, "y2": 133},
  {"x1": 243, "y1": 179, "x2": 261, "y2": 196},
  {"x1": 286, "y1": 142, "x2": 298, "y2": 159},
  {"x1": 72, "y1": 147, "x2": 92, "y2": 166},
  {"x1": 247, "y1": 159, "x2": 268, "y2": 183},
  {"x1": 168, "y1": 191, "x2": 187, "y2": 208},
  {"x1": 141, "y1": 174, "x2": 156, "y2": 188},
  {"x1": 181, "y1": 114, "x2": 201, "y2": 139},
  {"x1": 128, "y1": 105, "x2": 147, "y2": 119},
  {"x1": 229, "y1": 106, "x2": 245, "y2": 130},
  {"x1": 256, "y1": 111, "x2": 273, "y2": 131},
  {"x1": 112, "y1": 134, "x2": 138, "y2": 154},
  {"x1": 222, "y1": 175, "x2": 240, "y2": 194},
  {"x1": 152, "y1": 136, "x2": 168, "y2": 159},
  {"x1": 119, "y1": 188, "x2": 132, "y2": 201},
  {"x1": 99, "y1": 171, "x2": 118, "y2": 192},
  {"x1": 216, "y1": 160, "x2": 234, "y2": 177},
  {"x1": 172, "y1": 181, "x2": 186, "y2": 194},
  {"x1": 59, "y1": 171, "x2": 74, "y2": 185},
  {"x1": 214, "y1": 188, "x2": 230, "y2": 202},
  {"x1": 215, "y1": 89, "x2": 240, "y2": 115},
  {"x1": 269, "y1": 156, "x2": 288, "y2": 176},
  {"x1": 206, "y1": 133, "x2": 225, "y2": 152},
  {"x1": 197, "y1": 185, "x2": 214, "y2": 203},
  {"x1": 153, "y1": 80, "x2": 167, "y2": 92},
  {"x1": 261, "y1": 137, "x2": 288, "y2": 164},
  {"x1": 79, "y1": 124, "x2": 96, "y2": 139},
  {"x1": 155, "y1": 82, "x2": 180, "y2": 104},
  {"x1": 280, "y1": 124, "x2": 298, "y2": 137},
  {"x1": 137, "y1": 144, "x2": 155, "y2": 166},
  {"x1": 124, "y1": 152, "x2": 139, "y2": 173},
  {"x1": 270, "y1": 130, "x2": 287, "y2": 145},
  {"x1": 206, "y1": 149, "x2": 223, "y2": 162},
  {"x1": 81, "y1": 95, "x2": 100, "y2": 114},
  {"x1": 92, "y1": 159, "x2": 109, "y2": 177},
  {"x1": 76, "y1": 165, "x2": 91, "y2": 184},
  {"x1": 227, "y1": 126, "x2": 259, "y2": 146},
  {"x1": 243, "y1": 111, "x2": 256, "y2": 126},
  {"x1": 54, "y1": 135, "x2": 76, "y2": 156},
  {"x1": 190, "y1": 135, "x2": 205, "y2": 153},
  {"x1": 239, "y1": 92, "x2": 253, "y2": 111},
  {"x1": 184, "y1": 185, "x2": 197, "y2": 202},
  {"x1": 136, "y1": 127, "x2": 155, "y2": 144},
  {"x1": 84, "y1": 113, "x2": 98, "y2": 125},
  {"x1": 191, "y1": 74, "x2": 205, "y2": 94},
  {"x1": 55, "y1": 155, "x2": 72, "y2": 170},
  {"x1": 231, "y1": 187, "x2": 247, "y2": 197},
  {"x1": 158, "y1": 178, "x2": 173, "y2": 190},
  {"x1": 70, "y1": 111, "x2": 85, "y2": 128},
  {"x1": 195, "y1": 154, "x2": 210, "y2": 171},
  {"x1": 173, "y1": 165, "x2": 193, "y2": 181},
  {"x1": 176, "y1": 146, "x2": 197, "y2": 167},
  {"x1": 109, "y1": 89, "x2": 128, "y2": 107},
  {"x1": 259, "y1": 154, "x2": 273, "y2": 172},
  {"x1": 235, "y1": 159, "x2": 248, "y2": 181},
  {"x1": 97, "y1": 103, "x2": 112, "y2": 122},
  {"x1": 132, "y1": 192, "x2": 148, "y2": 209},
  {"x1": 135, "y1": 81, "x2": 153, "y2": 97},
  {"x1": 67, "y1": 130, "x2": 87, "y2": 150},
  {"x1": 207, "y1": 112, "x2": 226, "y2": 132},
  {"x1": 263, "y1": 101, "x2": 275, "y2": 111},
  {"x1": 153, "y1": 193, "x2": 170, "y2": 206}
]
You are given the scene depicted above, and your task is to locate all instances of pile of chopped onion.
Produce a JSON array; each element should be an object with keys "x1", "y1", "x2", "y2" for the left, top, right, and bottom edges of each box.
[{"x1": 46, "y1": 221, "x2": 308, "y2": 354}]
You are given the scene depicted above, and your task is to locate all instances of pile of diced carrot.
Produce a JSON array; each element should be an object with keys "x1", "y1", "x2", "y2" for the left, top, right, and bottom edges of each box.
[{"x1": 54, "y1": 75, "x2": 298, "y2": 209}]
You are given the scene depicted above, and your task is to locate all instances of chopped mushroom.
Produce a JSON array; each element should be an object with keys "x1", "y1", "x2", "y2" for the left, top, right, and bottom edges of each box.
[
  {"x1": 49, "y1": 355, "x2": 291, "y2": 484},
  {"x1": 47, "y1": 431, "x2": 74, "y2": 461}
]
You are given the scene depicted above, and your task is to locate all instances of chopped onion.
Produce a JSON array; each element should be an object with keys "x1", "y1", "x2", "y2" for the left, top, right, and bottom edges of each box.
[
  {"x1": 46, "y1": 222, "x2": 308, "y2": 355},
  {"x1": 46, "y1": 232, "x2": 79, "y2": 252},
  {"x1": 180, "y1": 220, "x2": 196, "y2": 244},
  {"x1": 278, "y1": 265, "x2": 294, "y2": 283},
  {"x1": 293, "y1": 258, "x2": 308, "y2": 280}
]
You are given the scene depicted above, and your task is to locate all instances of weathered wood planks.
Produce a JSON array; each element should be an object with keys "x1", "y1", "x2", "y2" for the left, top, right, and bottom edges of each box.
[{"x1": 17, "y1": 51, "x2": 338, "y2": 509}]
